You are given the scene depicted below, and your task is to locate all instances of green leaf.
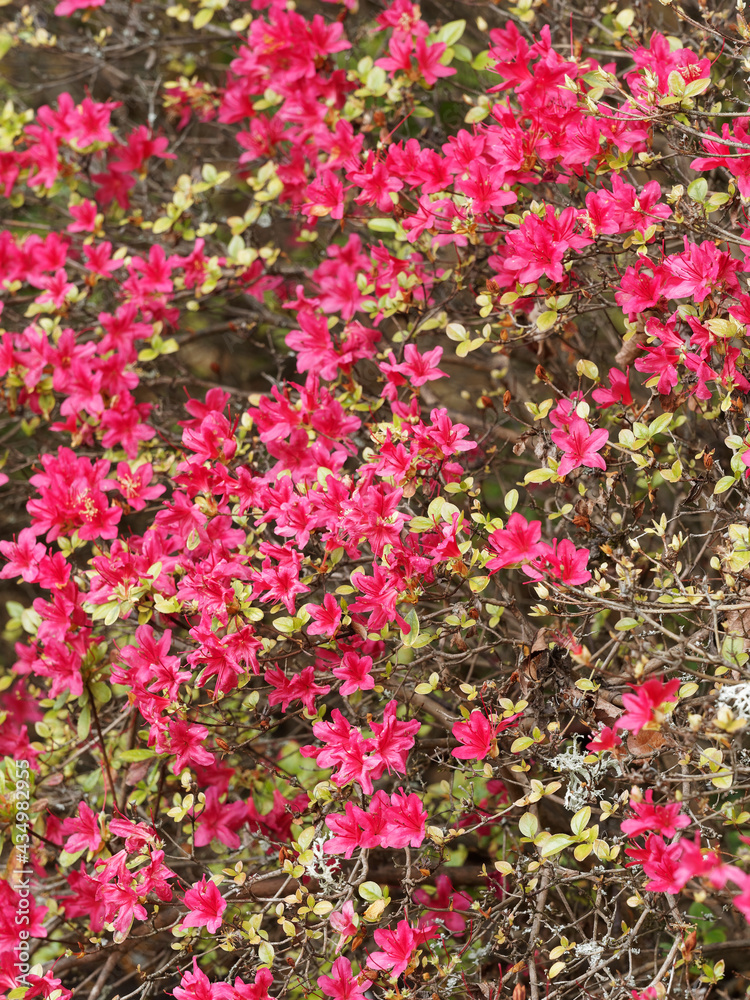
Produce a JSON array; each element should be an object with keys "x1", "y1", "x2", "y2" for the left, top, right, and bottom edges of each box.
[
  {"x1": 688, "y1": 178, "x2": 708, "y2": 203},
  {"x1": 539, "y1": 834, "x2": 576, "y2": 858},
  {"x1": 648, "y1": 413, "x2": 672, "y2": 437},
  {"x1": 570, "y1": 806, "x2": 591, "y2": 837},
  {"x1": 401, "y1": 608, "x2": 419, "y2": 645},
  {"x1": 193, "y1": 6, "x2": 214, "y2": 28},
  {"x1": 714, "y1": 476, "x2": 736, "y2": 495},
  {"x1": 511, "y1": 736, "x2": 534, "y2": 753},
  {"x1": 471, "y1": 50, "x2": 493, "y2": 71},
  {"x1": 359, "y1": 881, "x2": 384, "y2": 902},
  {"x1": 519, "y1": 812, "x2": 538, "y2": 838},
  {"x1": 436, "y1": 19, "x2": 466, "y2": 46},
  {"x1": 524, "y1": 468, "x2": 555, "y2": 485},
  {"x1": 446, "y1": 322, "x2": 468, "y2": 342},
  {"x1": 615, "y1": 617, "x2": 640, "y2": 631},
  {"x1": 152, "y1": 215, "x2": 173, "y2": 234},
  {"x1": 77, "y1": 703, "x2": 91, "y2": 741},
  {"x1": 120, "y1": 748, "x2": 157, "y2": 762},
  {"x1": 226, "y1": 234, "x2": 245, "y2": 261},
  {"x1": 367, "y1": 218, "x2": 398, "y2": 233},
  {"x1": 90, "y1": 681, "x2": 111, "y2": 704},
  {"x1": 535, "y1": 310, "x2": 558, "y2": 333},
  {"x1": 464, "y1": 105, "x2": 489, "y2": 124}
]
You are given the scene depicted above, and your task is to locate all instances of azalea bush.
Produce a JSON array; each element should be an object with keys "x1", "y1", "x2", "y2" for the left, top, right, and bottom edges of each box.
[{"x1": 5, "y1": 0, "x2": 750, "y2": 998}]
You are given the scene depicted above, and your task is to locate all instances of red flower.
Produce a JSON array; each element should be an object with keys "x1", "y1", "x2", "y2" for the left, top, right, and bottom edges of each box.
[
  {"x1": 616, "y1": 677, "x2": 680, "y2": 734},
  {"x1": 551, "y1": 416, "x2": 608, "y2": 477},
  {"x1": 318, "y1": 957, "x2": 370, "y2": 999},
  {"x1": 451, "y1": 709, "x2": 522, "y2": 760},
  {"x1": 181, "y1": 876, "x2": 227, "y2": 934},
  {"x1": 621, "y1": 790, "x2": 690, "y2": 839}
]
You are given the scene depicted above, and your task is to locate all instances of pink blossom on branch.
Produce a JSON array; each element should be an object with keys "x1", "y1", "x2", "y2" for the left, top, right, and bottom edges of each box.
[
  {"x1": 586, "y1": 726, "x2": 623, "y2": 752},
  {"x1": 318, "y1": 957, "x2": 370, "y2": 1000},
  {"x1": 451, "y1": 710, "x2": 523, "y2": 760},
  {"x1": 550, "y1": 416, "x2": 609, "y2": 477},
  {"x1": 486, "y1": 513, "x2": 544, "y2": 571},
  {"x1": 367, "y1": 919, "x2": 437, "y2": 980},
  {"x1": 615, "y1": 677, "x2": 680, "y2": 734},
  {"x1": 180, "y1": 876, "x2": 227, "y2": 934},
  {"x1": 620, "y1": 790, "x2": 690, "y2": 839}
]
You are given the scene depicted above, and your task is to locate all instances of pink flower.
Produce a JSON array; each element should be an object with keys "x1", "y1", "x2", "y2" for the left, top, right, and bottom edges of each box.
[
  {"x1": 414, "y1": 38, "x2": 456, "y2": 86},
  {"x1": 615, "y1": 677, "x2": 680, "y2": 734},
  {"x1": 302, "y1": 170, "x2": 349, "y2": 221},
  {"x1": 306, "y1": 593, "x2": 342, "y2": 636},
  {"x1": 625, "y1": 834, "x2": 686, "y2": 894},
  {"x1": 382, "y1": 788, "x2": 428, "y2": 848},
  {"x1": 162, "y1": 719, "x2": 214, "y2": 774},
  {"x1": 67, "y1": 199, "x2": 99, "y2": 233},
  {"x1": 367, "y1": 919, "x2": 437, "y2": 980},
  {"x1": 615, "y1": 261, "x2": 666, "y2": 318},
  {"x1": 194, "y1": 788, "x2": 247, "y2": 849},
  {"x1": 0, "y1": 527, "x2": 47, "y2": 583},
  {"x1": 54, "y1": 0, "x2": 105, "y2": 15},
  {"x1": 332, "y1": 651, "x2": 375, "y2": 696},
  {"x1": 377, "y1": 32, "x2": 414, "y2": 75},
  {"x1": 318, "y1": 957, "x2": 370, "y2": 999},
  {"x1": 102, "y1": 462, "x2": 165, "y2": 512},
  {"x1": 414, "y1": 875, "x2": 472, "y2": 936},
  {"x1": 369, "y1": 700, "x2": 421, "y2": 776},
  {"x1": 265, "y1": 664, "x2": 330, "y2": 714},
  {"x1": 551, "y1": 416, "x2": 608, "y2": 477},
  {"x1": 329, "y1": 901, "x2": 359, "y2": 952},
  {"x1": 181, "y1": 876, "x2": 226, "y2": 934},
  {"x1": 451, "y1": 710, "x2": 522, "y2": 760},
  {"x1": 525, "y1": 539, "x2": 592, "y2": 587},
  {"x1": 231, "y1": 969, "x2": 274, "y2": 1000},
  {"x1": 503, "y1": 206, "x2": 592, "y2": 284},
  {"x1": 17, "y1": 972, "x2": 71, "y2": 1000},
  {"x1": 349, "y1": 564, "x2": 409, "y2": 633},
  {"x1": 586, "y1": 726, "x2": 622, "y2": 752},
  {"x1": 62, "y1": 801, "x2": 103, "y2": 855},
  {"x1": 380, "y1": 344, "x2": 446, "y2": 388},
  {"x1": 302, "y1": 703, "x2": 419, "y2": 796},
  {"x1": 621, "y1": 791, "x2": 691, "y2": 839},
  {"x1": 173, "y1": 958, "x2": 234, "y2": 1000},
  {"x1": 592, "y1": 367, "x2": 633, "y2": 408},
  {"x1": 486, "y1": 514, "x2": 544, "y2": 571},
  {"x1": 324, "y1": 801, "x2": 371, "y2": 858}
]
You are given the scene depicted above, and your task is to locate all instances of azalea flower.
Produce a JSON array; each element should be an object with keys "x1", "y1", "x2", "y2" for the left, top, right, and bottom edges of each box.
[
  {"x1": 181, "y1": 876, "x2": 227, "y2": 934},
  {"x1": 620, "y1": 790, "x2": 690, "y2": 839},
  {"x1": 615, "y1": 677, "x2": 680, "y2": 734},
  {"x1": 586, "y1": 726, "x2": 622, "y2": 752},
  {"x1": 452, "y1": 709, "x2": 523, "y2": 760},
  {"x1": 414, "y1": 875, "x2": 472, "y2": 936},
  {"x1": 486, "y1": 513, "x2": 544, "y2": 571},
  {"x1": 329, "y1": 901, "x2": 359, "y2": 952},
  {"x1": 551, "y1": 416, "x2": 609, "y2": 477},
  {"x1": 367, "y1": 919, "x2": 437, "y2": 980},
  {"x1": 592, "y1": 367, "x2": 633, "y2": 408},
  {"x1": 318, "y1": 957, "x2": 370, "y2": 999},
  {"x1": 332, "y1": 651, "x2": 375, "y2": 696}
]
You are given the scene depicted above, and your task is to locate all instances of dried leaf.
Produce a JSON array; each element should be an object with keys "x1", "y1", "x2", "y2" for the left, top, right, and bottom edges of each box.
[{"x1": 627, "y1": 729, "x2": 665, "y2": 756}]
